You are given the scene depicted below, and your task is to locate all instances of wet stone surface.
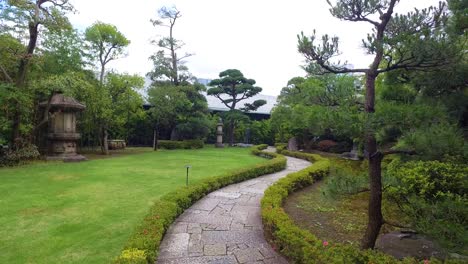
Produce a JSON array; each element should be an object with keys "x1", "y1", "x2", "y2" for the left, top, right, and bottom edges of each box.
[{"x1": 157, "y1": 147, "x2": 310, "y2": 264}]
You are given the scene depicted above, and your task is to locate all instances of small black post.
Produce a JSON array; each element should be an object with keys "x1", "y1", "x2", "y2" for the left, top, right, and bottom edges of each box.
[{"x1": 185, "y1": 165, "x2": 191, "y2": 186}]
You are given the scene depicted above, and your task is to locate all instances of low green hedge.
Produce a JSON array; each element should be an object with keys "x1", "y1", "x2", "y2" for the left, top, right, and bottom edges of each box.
[
  {"x1": 114, "y1": 144, "x2": 286, "y2": 263},
  {"x1": 262, "y1": 150, "x2": 461, "y2": 264},
  {"x1": 274, "y1": 143, "x2": 287, "y2": 153},
  {"x1": 157, "y1": 139, "x2": 204, "y2": 149}
]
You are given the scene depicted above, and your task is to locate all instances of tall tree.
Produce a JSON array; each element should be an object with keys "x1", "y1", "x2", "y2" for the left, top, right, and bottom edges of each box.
[
  {"x1": 148, "y1": 6, "x2": 193, "y2": 85},
  {"x1": 297, "y1": 0, "x2": 455, "y2": 249},
  {"x1": 42, "y1": 28, "x2": 87, "y2": 76},
  {"x1": 105, "y1": 73, "x2": 146, "y2": 142},
  {"x1": 85, "y1": 22, "x2": 130, "y2": 84},
  {"x1": 0, "y1": 0, "x2": 74, "y2": 143},
  {"x1": 207, "y1": 69, "x2": 266, "y2": 146},
  {"x1": 85, "y1": 22, "x2": 129, "y2": 154},
  {"x1": 147, "y1": 83, "x2": 210, "y2": 149}
]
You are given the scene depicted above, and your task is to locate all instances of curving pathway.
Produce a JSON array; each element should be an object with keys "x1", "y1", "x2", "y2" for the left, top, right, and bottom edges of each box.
[{"x1": 157, "y1": 147, "x2": 311, "y2": 264}]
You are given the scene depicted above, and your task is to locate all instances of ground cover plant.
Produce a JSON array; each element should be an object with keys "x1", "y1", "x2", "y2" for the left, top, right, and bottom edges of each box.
[
  {"x1": 269, "y1": 150, "x2": 466, "y2": 262},
  {"x1": 283, "y1": 156, "x2": 402, "y2": 246},
  {"x1": 0, "y1": 146, "x2": 267, "y2": 264}
]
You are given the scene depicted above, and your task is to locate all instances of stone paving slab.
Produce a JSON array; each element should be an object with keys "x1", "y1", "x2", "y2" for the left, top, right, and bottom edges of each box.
[{"x1": 157, "y1": 147, "x2": 311, "y2": 263}]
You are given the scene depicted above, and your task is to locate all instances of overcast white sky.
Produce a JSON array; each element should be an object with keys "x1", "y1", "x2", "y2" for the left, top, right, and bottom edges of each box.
[{"x1": 68, "y1": 0, "x2": 440, "y2": 96}]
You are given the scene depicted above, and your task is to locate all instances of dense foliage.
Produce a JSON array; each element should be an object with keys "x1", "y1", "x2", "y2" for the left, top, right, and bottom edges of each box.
[
  {"x1": 263, "y1": 150, "x2": 466, "y2": 263},
  {"x1": 207, "y1": 69, "x2": 267, "y2": 146},
  {"x1": 387, "y1": 160, "x2": 468, "y2": 252},
  {"x1": 147, "y1": 83, "x2": 211, "y2": 143}
]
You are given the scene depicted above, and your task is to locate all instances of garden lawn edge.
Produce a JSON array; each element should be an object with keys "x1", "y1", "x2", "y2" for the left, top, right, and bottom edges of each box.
[
  {"x1": 114, "y1": 144, "x2": 286, "y2": 263},
  {"x1": 261, "y1": 149, "x2": 462, "y2": 264}
]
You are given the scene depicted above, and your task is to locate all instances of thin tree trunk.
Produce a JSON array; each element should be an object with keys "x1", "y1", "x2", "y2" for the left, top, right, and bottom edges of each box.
[
  {"x1": 361, "y1": 135, "x2": 384, "y2": 249},
  {"x1": 229, "y1": 120, "x2": 235, "y2": 146},
  {"x1": 99, "y1": 125, "x2": 109, "y2": 155},
  {"x1": 169, "y1": 22, "x2": 178, "y2": 85},
  {"x1": 361, "y1": 72, "x2": 384, "y2": 249},
  {"x1": 100, "y1": 64, "x2": 105, "y2": 85},
  {"x1": 12, "y1": 21, "x2": 39, "y2": 143},
  {"x1": 153, "y1": 128, "x2": 158, "y2": 151},
  {"x1": 103, "y1": 128, "x2": 109, "y2": 155}
]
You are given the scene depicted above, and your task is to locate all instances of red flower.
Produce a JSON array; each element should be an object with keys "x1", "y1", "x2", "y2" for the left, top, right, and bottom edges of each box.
[
  {"x1": 322, "y1": 241, "x2": 329, "y2": 246},
  {"x1": 423, "y1": 260, "x2": 430, "y2": 264}
]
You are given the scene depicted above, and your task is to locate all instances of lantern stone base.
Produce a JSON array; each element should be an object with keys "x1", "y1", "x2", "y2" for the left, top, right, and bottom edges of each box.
[{"x1": 46, "y1": 137, "x2": 86, "y2": 162}]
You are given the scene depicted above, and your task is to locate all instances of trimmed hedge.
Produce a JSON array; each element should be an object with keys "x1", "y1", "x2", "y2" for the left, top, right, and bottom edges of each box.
[
  {"x1": 262, "y1": 149, "x2": 462, "y2": 264},
  {"x1": 114, "y1": 144, "x2": 286, "y2": 263},
  {"x1": 157, "y1": 139, "x2": 204, "y2": 150},
  {"x1": 274, "y1": 143, "x2": 287, "y2": 153}
]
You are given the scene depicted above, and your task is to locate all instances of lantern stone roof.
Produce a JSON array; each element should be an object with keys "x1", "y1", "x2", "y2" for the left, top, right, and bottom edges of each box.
[{"x1": 40, "y1": 93, "x2": 85, "y2": 111}]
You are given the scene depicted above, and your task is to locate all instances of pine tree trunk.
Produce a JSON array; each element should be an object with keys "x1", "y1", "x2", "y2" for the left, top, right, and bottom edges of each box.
[
  {"x1": 361, "y1": 72, "x2": 384, "y2": 249},
  {"x1": 361, "y1": 136, "x2": 384, "y2": 249}
]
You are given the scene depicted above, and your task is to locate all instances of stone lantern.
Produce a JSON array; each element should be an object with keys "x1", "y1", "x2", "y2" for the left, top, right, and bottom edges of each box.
[
  {"x1": 215, "y1": 117, "x2": 224, "y2": 148},
  {"x1": 40, "y1": 93, "x2": 86, "y2": 162}
]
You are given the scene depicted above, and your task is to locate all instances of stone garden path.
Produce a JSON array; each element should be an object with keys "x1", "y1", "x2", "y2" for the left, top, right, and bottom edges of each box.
[{"x1": 157, "y1": 147, "x2": 311, "y2": 264}]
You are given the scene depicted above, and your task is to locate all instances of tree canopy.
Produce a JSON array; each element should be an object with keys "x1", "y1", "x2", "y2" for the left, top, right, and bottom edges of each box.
[
  {"x1": 85, "y1": 21, "x2": 130, "y2": 84},
  {"x1": 147, "y1": 6, "x2": 193, "y2": 85},
  {"x1": 295, "y1": 0, "x2": 464, "y2": 249},
  {"x1": 207, "y1": 69, "x2": 266, "y2": 146}
]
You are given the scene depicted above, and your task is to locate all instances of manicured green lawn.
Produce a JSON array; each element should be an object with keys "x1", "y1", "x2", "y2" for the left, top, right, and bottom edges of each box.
[{"x1": 0, "y1": 147, "x2": 265, "y2": 264}]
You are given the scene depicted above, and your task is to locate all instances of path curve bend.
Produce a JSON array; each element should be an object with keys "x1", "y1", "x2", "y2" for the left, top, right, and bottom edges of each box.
[{"x1": 157, "y1": 147, "x2": 311, "y2": 264}]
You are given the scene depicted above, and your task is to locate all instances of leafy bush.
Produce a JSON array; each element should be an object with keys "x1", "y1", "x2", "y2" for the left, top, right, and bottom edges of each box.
[
  {"x1": 115, "y1": 249, "x2": 147, "y2": 264},
  {"x1": 317, "y1": 140, "x2": 337, "y2": 152},
  {"x1": 249, "y1": 119, "x2": 274, "y2": 145},
  {"x1": 387, "y1": 160, "x2": 468, "y2": 252},
  {"x1": 328, "y1": 141, "x2": 352, "y2": 153},
  {"x1": 395, "y1": 123, "x2": 466, "y2": 161},
  {"x1": 0, "y1": 142, "x2": 40, "y2": 166},
  {"x1": 321, "y1": 168, "x2": 368, "y2": 198},
  {"x1": 275, "y1": 143, "x2": 287, "y2": 153},
  {"x1": 157, "y1": 139, "x2": 204, "y2": 149},
  {"x1": 403, "y1": 196, "x2": 468, "y2": 252},
  {"x1": 262, "y1": 150, "x2": 464, "y2": 263},
  {"x1": 387, "y1": 160, "x2": 467, "y2": 201},
  {"x1": 115, "y1": 145, "x2": 286, "y2": 263}
]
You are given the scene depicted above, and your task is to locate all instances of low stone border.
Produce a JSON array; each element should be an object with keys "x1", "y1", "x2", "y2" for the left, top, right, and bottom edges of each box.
[{"x1": 114, "y1": 144, "x2": 286, "y2": 263}]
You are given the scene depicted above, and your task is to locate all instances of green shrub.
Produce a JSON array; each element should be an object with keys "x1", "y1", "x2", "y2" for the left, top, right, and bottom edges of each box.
[
  {"x1": 274, "y1": 143, "x2": 287, "y2": 153},
  {"x1": 317, "y1": 140, "x2": 337, "y2": 152},
  {"x1": 404, "y1": 196, "x2": 468, "y2": 252},
  {"x1": 114, "y1": 249, "x2": 147, "y2": 264},
  {"x1": 262, "y1": 150, "x2": 464, "y2": 263},
  {"x1": 387, "y1": 160, "x2": 468, "y2": 252},
  {"x1": 0, "y1": 142, "x2": 40, "y2": 166},
  {"x1": 182, "y1": 139, "x2": 204, "y2": 149},
  {"x1": 387, "y1": 160, "x2": 467, "y2": 201},
  {"x1": 115, "y1": 145, "x2": 286, "y2": 263},
  {"x1": 328, "y1": 141, "x2": 352, "y2": 153},
  {"x1": 395, "y1": 123, "x2": 466, "y2": 161},
  {"x1": 157, "y1": 139, "x2": 204, "y2": 150},
  {"x1": 321, "y1": 168, "x2": 368, "y2": 198}
]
